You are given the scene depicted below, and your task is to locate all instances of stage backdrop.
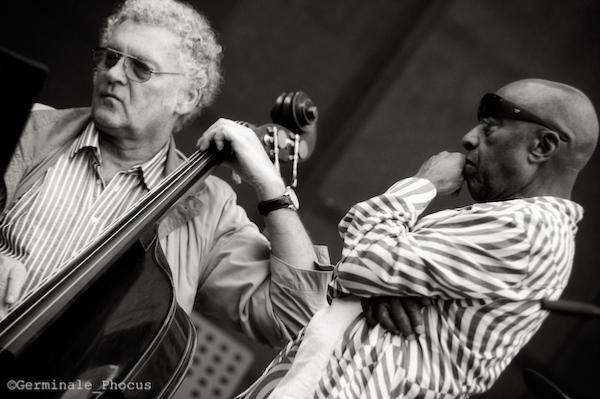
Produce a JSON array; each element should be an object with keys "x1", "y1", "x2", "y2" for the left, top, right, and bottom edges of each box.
[{"x1": 2, "y1": 1, "x2": 599, "y2": 397}]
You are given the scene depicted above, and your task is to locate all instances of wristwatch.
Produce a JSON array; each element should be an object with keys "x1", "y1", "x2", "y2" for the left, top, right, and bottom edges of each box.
[{"x1": 257, "y1": 186, "x2": 299, "y2": 215}]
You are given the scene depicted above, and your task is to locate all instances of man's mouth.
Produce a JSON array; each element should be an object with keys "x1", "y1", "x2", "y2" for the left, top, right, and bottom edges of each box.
[
  {"x1": 464, "y1": 158, "x2": 476, "y2": 168},
  {"x1": 463, "y1": 158, "x2": 478, "y2": 177},
  {"x1": 99, "y1": 92, "x2": 122, "y2": 103}
]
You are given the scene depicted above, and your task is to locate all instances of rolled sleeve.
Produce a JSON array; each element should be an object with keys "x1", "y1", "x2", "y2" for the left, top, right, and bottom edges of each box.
[
  {"x1": 269, "y1": 251, "x2": 333, "y2": 339},
  {"x1": 270, "y1": 248, "x2": 333, "y2": 291}
]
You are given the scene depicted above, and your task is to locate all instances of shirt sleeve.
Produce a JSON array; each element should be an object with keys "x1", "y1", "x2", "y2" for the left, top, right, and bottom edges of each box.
[
  {"x1": 161, "y1": 178, "x2": 331, "y2": 348},
  {"x1": 332, "y1": 177, "x2": 534, "y2": 301}
]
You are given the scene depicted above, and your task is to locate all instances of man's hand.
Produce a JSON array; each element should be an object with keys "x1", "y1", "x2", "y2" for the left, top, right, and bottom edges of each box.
[
  {"x1": 197, "y1": 118, "x2": 285, "y2": 200},
  {"x1": 415, "y1": 151, "x2": 465, "y2": 195},
  {"x1": 0, "y1": 256, "x2": 26, "y2": 318},
  {"x1": 361, "y1": 296, "x2": 427, "y2": 338}
]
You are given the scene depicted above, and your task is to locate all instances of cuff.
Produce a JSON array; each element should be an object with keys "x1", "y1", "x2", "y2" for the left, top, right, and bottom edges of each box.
[
  {"x1": 384, "y1": 177, "x2": 437, "y2": 214},
  {"x1": 270, "y1": 253, "x2": 333, "y2": 292}
]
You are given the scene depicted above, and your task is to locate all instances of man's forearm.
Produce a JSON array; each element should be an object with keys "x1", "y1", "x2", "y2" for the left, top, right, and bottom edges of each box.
[
  {"x1": 264, "y1": 208, "x2": 315, "y2": 270},
  {"x1": 254, "y1": 174, "x2": 315, "y2": 270}
]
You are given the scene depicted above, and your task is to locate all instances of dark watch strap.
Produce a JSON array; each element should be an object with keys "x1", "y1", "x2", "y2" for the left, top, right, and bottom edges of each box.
[{"x1": 257, "y1": 187, "x2": 298, "y2": 215}]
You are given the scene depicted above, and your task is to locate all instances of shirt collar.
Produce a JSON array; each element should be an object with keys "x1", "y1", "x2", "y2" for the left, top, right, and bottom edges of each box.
[
  {"x1": 139, "y1": 141, "x2": 169, "y2": 190},
  {"x1": 544, "y1": 197, "x2": 584, "y2": 228},
  {"x1": 70, "y1": 122, "x2": 169, "y2": 190},
  {"x1": 70, "y1": 122, "x2": 100, "y2": 159}
]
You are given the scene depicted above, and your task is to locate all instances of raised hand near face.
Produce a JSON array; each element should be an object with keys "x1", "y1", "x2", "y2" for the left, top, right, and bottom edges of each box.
[{"x1": 415, "y1": 151, "x2": 465, "y2": 195}]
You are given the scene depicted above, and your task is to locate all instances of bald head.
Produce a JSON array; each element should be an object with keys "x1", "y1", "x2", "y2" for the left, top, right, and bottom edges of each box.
[{"x1": 497, "y1": 79, "x2": 599, "y2": 172}]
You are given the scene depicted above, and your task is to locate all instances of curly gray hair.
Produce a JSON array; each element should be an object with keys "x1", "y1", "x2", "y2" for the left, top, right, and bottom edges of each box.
[{"x1": 101, "y1": 0, "x2": 223, "y2": 127}]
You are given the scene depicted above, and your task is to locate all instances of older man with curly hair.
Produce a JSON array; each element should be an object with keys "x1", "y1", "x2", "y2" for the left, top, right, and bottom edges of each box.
[{"x1": 0, "y1": 0, "x2": 331, "y2": 351}]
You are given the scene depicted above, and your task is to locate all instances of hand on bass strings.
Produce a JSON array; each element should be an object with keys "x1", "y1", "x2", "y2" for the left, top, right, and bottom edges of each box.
[
  {"x1": 0, "y1": 255, "x2": 26, "y2": 319},
  {"x1": 197, "y1": 118, "x2": 286, "y2": 200}
]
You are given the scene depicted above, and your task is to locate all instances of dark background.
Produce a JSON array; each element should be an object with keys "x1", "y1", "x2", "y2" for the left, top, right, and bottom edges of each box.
[{"x1": 2, "y1": 1, "x2": 599, "y2": 397}]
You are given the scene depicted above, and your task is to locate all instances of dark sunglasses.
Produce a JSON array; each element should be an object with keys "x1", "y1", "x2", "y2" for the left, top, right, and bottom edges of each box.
[
  {"x1": 91, "y1": 47, "x2": 184, "y2": 83},
  {"x1": 478, "y1": 93, "x2": 569, "y2": 142}
]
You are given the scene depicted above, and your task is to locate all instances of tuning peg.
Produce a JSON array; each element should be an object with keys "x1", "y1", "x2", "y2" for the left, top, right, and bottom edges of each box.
[{"x1": 270, "y1": 91, "x2": 318, "y2": 135}]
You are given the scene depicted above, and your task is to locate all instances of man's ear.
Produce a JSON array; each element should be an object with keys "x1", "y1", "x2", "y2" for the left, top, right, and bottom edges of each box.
[
  {"x1": 175, "y1": 84, "x2": 202, "y2": 116},
  {"x1": 529, "y1": 129, "x2": 560, "y2": 163}
]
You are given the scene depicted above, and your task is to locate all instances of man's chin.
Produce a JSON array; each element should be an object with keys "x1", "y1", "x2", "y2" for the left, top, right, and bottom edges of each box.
[
  {"x1": 465, "y1": 179, "x2": 484, "y2": 202},
  {"x1": 92, "y1": 106, "x2": 125, "y2": 130}
]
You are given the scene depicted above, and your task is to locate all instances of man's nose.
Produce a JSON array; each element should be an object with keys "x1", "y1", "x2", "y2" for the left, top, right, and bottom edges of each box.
[
  {"x1": 461, "y1": 125, "x2": 480, "y2": 151},
  {"x1": 104, "y1": 56, "x2": 128, "y2": 83}
]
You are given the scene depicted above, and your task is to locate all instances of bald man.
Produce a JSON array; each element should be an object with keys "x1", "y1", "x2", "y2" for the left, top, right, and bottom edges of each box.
[{"x1": 239, "y1": 79, "x2": 599, "y2": 399}]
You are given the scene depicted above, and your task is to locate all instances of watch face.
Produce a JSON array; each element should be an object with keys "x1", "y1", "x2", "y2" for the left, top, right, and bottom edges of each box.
[{"x1": 287, "y1": 187, "x2": 299, "y2": 210}]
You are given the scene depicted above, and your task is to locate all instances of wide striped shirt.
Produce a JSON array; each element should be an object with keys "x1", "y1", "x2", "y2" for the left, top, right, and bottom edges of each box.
[
  {"x1": 240, "y1": 177, "x2": 582, "y2": 399},
  {"x1": 0, "y1": 122, "x2": 168, "y2": 299}
]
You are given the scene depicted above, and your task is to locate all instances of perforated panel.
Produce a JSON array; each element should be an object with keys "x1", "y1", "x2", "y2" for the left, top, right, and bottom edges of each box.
[{"x1": 174, "y1": 312, "x2": 254, "y2": 399}]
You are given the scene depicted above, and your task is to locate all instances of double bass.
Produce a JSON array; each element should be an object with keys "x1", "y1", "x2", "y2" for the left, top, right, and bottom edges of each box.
[{"x1": 0, "y1": 91, "x2": 318, "y2": 398}]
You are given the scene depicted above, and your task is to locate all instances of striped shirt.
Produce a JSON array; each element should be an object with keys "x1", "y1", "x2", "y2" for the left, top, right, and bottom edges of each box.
[
  {"x1": 240, "y1": 177, "x2": 582, "y2": 399},
  {"x1": 0, "y1": 122, "x2": 168, "y2": 298}
]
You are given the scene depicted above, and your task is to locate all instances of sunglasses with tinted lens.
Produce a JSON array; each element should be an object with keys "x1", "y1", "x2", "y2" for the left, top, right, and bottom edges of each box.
[
  {"x1": 478, "y1": 93, "x2": 569, "y2": 142},
  {"x1": 91, "y1": 47, "x2": 184, "y2": 83}
]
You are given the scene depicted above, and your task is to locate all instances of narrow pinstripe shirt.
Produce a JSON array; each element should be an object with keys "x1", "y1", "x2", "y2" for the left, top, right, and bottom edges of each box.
[
  {"x1": 240, "y1": 177, "x2": 582, "y2": 399},
  {"x1": 0, "y1": 122, "x2": 168, "y2": 298}
]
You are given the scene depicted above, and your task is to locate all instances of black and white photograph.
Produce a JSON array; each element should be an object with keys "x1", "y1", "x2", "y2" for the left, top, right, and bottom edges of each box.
[{"x1": 1, "y1": 1, "x2": 599, "y2": 398}]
